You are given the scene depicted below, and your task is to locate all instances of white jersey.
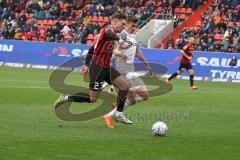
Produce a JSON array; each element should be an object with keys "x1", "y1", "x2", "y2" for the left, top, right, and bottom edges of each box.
[{"x1": 118, "y1": 30, "x2": 138, "y2": 64}]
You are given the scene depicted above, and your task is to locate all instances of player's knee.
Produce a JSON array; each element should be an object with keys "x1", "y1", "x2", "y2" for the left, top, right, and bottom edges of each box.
[
  {"x1": 189, "y1": 70, "x2": 194, "y2": 75},
  {"x1": 177, "y1": 71, "x2": 182, "y2": 75}
]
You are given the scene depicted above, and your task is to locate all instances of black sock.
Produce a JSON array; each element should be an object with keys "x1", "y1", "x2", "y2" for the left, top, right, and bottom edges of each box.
[
  {"x1": 116, "y1": 90, "x2": 128, "y2": 112},
  {"x1": 168, "y1": 72, "x2": 178, "y2": 81},
  {"x1": 68, "y1": 93, "x2": 91, "y2": 103},
  {"x1": 190, "y1": 75, "x2": 194, "y2": 87}
]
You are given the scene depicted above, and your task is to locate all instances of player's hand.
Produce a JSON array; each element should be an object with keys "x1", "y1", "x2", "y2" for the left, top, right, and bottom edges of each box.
[
  {"x1": 119, "y1": 39, "x2": 130, "y2": 49},
  {"x1": 80, "y1": 65, "x2": 89, "y2": 79},
  {"x1": 146, "y1": 65, "x2": 153, "y2": 77},
  {"x1": 188, "y1": 56, "x2": 192, "y2": 61}
]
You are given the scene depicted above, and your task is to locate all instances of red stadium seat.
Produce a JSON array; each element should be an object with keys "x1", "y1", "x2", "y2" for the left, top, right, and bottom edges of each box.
[
  {"x1": 196, "y1": 20, "x2": 201, "y2": 26},
  {"x1": 174, "y1": 8, "x2": 180, "y2": 13},
  {"x1": 37, "y1": 20, "x2": 43, "y2": 25},
  {"x1": 48, "y1": 20, "x2": 54, "y2": 26},
  {"x1": 103, "y1": 17, "x2": 109, "y2": 23},
  {"x1": 222, "y1": 15, "x2": 226, "y2": 21},
  {"x1": 157, "y1": 1, "x2": 161, "y2": 7},
  {"x1": 97, "y1": 16, "x2": 104, "y2": 22},
  {"x1": 179, "y1": 14, "x2": 186, "y2": 20},
  {"x1": 220, "y1": 34, "x2": 224, "y2": 40},
  {"x1": 42, "y1": 19, "x2": 48, "y2": 25},
  {"x1": 214, "y1": 34, "x2": 221, "y2": 40},
  {"x1": 186, "y1": 8, "x2": 192, "y2": 14},
  {"x1": 156, "y1": 7, "x2": 162, "y2": 13},
  {"x1": 92, "y1": 16, "x2": 98, "y2": 22},
  {"x1": 180, "y1": 8, "x2": 186, "y2": 13},
  {"x1": 227, "y1": 22, "x2": 233, "y2": 27}
]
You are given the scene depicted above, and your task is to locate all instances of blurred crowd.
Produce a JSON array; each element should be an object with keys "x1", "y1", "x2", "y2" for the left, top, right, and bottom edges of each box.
[
  {"x1": 0, "y1": 0, "x2": 203, "y2": 44},
  {"x1": 1, "y1": 0, "x2": 236, "y2": 53},
  {"x1": 166, "y1": 0, "x2": 240, "y2": 53}
]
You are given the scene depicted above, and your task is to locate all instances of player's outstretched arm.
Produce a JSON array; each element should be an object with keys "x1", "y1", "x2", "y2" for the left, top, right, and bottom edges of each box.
[{"x1": 136, "y1": 46, "x2": 153, "y2": 76}]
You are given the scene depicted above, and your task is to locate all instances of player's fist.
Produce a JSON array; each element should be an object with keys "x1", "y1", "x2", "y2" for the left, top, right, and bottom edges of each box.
[
  {"x1": 119, "y1": 39, "x2": 130, "y2": 49},
  {"x1": 80, "y1": 65, "x2": 89, "y2": 79}
]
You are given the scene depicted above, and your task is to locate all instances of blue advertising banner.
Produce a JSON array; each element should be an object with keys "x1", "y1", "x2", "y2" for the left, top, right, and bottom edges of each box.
[
  {"x1": 139, "y1": 48, "x2": 240, "y2": 80},
  {"x1": 0, "y1": 40, "x2": 239, "y2": 80},
  {"x1": 0, "y1": 39, "x2": 89, "y2": 66}
]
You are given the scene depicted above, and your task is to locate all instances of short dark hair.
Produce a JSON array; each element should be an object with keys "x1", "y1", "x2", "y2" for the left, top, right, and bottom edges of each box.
[
  {"x1": 110, "y1": 13, "x2": 126, "y2": 21},
  {"x1": 127, "y1": 15, "x2": 138, "y2": 23}
]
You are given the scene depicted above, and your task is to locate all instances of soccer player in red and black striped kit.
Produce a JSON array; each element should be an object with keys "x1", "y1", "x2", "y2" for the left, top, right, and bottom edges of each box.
[
  {"x1": 54, "y1": 13, "x2": 132, "y2": 126},
  {"x1": 166, "y1": 37, "x2": 199, "y2": 90}
]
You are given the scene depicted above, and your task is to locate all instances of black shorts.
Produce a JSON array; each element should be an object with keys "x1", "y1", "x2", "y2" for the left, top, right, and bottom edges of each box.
[
  {"x1": 89, "y1": 63, "x2": 121, "y2": 91},
  {"x1": 178, "y1": 63, "x2": 193, "y2": 71}
]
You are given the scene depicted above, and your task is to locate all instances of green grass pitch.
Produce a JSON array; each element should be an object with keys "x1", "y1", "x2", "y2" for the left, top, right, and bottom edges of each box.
[{"x1": 0, "y1": 67, "x2": 240, "y2": 160}]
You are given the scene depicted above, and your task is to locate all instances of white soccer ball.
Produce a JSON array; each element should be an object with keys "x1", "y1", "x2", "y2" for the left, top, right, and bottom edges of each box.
[{"x1": 152, "y1": 121, "x2": 168, "y2": 136}]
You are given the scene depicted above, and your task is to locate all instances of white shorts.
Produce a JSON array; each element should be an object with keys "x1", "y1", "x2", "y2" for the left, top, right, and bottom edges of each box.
[{"x1": 115, "y1": 59, "x2": 145, "y2": 90}]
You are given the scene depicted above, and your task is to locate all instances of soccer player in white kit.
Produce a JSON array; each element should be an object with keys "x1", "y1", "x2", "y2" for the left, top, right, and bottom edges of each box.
[{"x1": 103, "y1": 15, "x2": 153, "y2": 128}]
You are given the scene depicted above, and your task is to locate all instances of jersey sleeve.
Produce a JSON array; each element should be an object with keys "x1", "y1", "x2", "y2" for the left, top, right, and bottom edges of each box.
[
  {"x1": 104, "y1": 26, "x2": 120, "y2": 41},
  {"x1": 85, "y1": 45, "x2": 94, "y2": 67},
  {"x1": 118, "y1": 31, "x2": 128, "y2": 40}
]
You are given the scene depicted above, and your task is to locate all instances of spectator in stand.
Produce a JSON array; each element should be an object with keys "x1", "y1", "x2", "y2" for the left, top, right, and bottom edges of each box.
[
  {"x1": 174, "y1": 0, "x2": 239, "y2": 53},
  {"x1": 166, "y1": 37, "x2": 175, "y2": 49}
]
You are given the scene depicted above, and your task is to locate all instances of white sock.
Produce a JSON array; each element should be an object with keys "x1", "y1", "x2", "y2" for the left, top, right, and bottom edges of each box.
[
  {"x1": 63, "y1": 95, "x2": 69, "y2": 101},
  {"x1": 115, "y1": 111, "x2": 123, "y2": 117},
  {"x1": 123, "y1": 95, "x2": 144, "y2": 110},
  {"x1": 107, "y1": 108, "x2": 117, "y2": 117},
  {"x1": 124, "y1": 98, "x2": 131, "y2": 109}
]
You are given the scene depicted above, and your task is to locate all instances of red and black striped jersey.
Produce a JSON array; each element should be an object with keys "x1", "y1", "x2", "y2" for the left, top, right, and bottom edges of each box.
[
  {"x1": 93, "y1": 24, "x2": 116, "y2": 68},
  {"x1": 181, "y1": 43, "x2": 194, "y2": 64}
]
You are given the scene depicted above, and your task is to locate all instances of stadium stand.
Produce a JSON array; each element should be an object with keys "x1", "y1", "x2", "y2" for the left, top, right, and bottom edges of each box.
[
  {"x1": 2, "y1": 0, "x2": 238, "y2": 53},
  {"x1": 166, "y1": 0, "x2": 240, "y2": 53},
  {"x1": 0, "y1": 0, "x2": 202, "y2": 45}
]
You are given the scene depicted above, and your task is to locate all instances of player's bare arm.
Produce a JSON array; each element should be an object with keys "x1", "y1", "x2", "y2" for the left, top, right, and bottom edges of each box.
[{"x1": 136, "y1": 46, "x2": 153, "y2": 76}]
